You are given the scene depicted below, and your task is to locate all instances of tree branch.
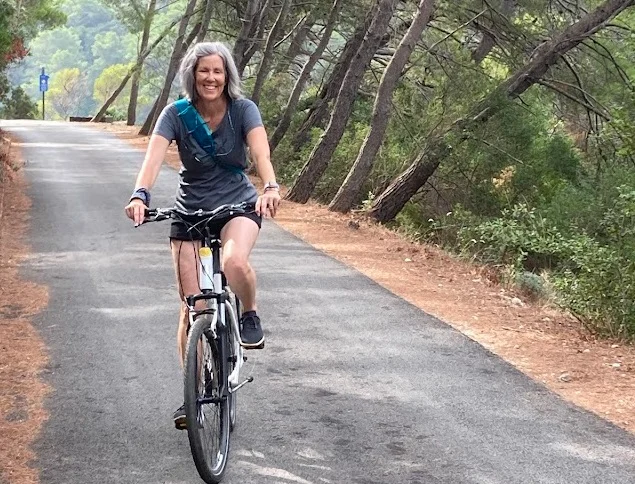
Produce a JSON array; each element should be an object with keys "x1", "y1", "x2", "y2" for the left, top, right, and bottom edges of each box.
[{"x1": 537, "y1": 79, "x2": 611, "y2": 121}]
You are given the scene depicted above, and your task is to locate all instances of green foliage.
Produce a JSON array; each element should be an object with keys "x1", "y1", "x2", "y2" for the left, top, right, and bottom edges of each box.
[
  {"x1": 48, "y1": 67, "x2": 88, "y2": 119},
  {"x1": 254, "y1": 73, "x2": 296, "y2": 127},
  {"x1": 454, "y1": 204, "x2": 568, "y2": 271},
  {"x1": 439, "y1": 194, "x2": 635, "y2": 339},
  {"x1": 0, "y1": 0, "x2": 65, "y2": 107},
  {"x1": 314, "y1": 120, "x2": 370, "y2": 201},
  {"x1": 0, "y1": 86, "x2": 39, "y2": 119},
  {"x1": 7, "y1": 0, "x2": 136, "y2": 117},
  {"x1": 93, "y1": 63, "x2": 132, "y2": 107},
  {"x1": 0, "y1": 1, "x2": 14, "y2": 62}
]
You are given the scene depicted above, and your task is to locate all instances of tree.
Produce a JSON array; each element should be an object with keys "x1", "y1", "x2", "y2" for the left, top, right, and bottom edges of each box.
[
  {"x1": 367, "y1": 0, "x2": 635, "y2": 223},
  {"x1": 49, "y1": 68, "x2": 87, "y2": 119},
  {"x1": 19, "y1": 27, "x2": 87, "y2": 76},
  {"x1": 94, "y1": 63, "x2": 132, "y2": 108},
  {"x1": 194, "y1": 0, "x2": 214, "y2": 42},
  {"x1": 251, "y1": 0, "x2": 293, "y2": 104},
  {"x1": 233, "y1": 0, "x2": 266, "y2": 76},
  {"x1": 471, "y1": 0, "x2": 517, "y2": 65},
  {"x1": 269, "y1": 0, "x2": 344, "y2": 152},
  {"x1": 92, "y1": 31, "x2": 134, "y2": 67},
  {"x1": 329, "y1": 0, "x2": 435, "y2": 212},
  {"x1": 286, "y1": 0, "x2": 398, "y2": 203},
  {"x1": 139, "y1": 0, "x2": 198, "y2": 135},
  {"x1": 0, "y1": 86, "x2": 38, "y2": 119},
  {"x1": 290, "y1": 4, "x2": 378, "y2": 152},
  {"x1": 91, "y1": 10, "x2": 190, "y2": 123},
  {"x1": 127, "y1": 0, "x2": 157, "y2": 125},
  {"x1": 239, "y1": 0, "x2": 275, "y2": 77},
  {"x1": 274, "y1": 12, "x2": 316, "y2": 75}
]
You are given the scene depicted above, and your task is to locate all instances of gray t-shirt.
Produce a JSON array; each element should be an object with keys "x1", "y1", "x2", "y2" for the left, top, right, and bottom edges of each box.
[{"x1": 153, "y1": 98, "x2": 263, "y2": 212}]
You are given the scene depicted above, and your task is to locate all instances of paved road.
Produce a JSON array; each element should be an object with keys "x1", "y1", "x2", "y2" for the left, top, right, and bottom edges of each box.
[{"x1": 2, "y1": 119, "x2": 635, "y2": 484}]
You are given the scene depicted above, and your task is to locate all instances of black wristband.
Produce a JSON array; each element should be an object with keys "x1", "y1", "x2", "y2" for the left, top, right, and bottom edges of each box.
[{"x1": 130, "y1": 188, "x2": 150, "y2": 207}]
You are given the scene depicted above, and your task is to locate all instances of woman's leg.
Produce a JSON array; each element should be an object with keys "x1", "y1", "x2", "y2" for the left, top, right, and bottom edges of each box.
[
  {"x1": 220, "y1": 216, "x2": 260, "y2": 311},
  {"x1": 221, "y1": 216, "x2": 262, "y2": 347},
  {"x1": 170, "y1": 238, "x2": 204, "y2": 366}
]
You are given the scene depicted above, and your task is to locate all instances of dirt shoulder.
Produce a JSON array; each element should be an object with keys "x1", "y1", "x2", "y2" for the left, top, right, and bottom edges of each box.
[
  {"x1": 99, "y1": 121, "x2": 634, "y2": 434},
  {"x1": 0, "y1": 132, "x2": 49, "y2": 484}
]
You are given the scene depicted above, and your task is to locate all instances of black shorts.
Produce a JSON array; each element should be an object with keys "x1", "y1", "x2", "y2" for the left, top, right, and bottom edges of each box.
[{"x1": 169, "y1": 212, "x2": 262, "y2": 241}]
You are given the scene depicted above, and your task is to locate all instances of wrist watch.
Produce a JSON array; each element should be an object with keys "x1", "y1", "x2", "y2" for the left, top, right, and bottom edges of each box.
[{"x1": 263, "y1": 181, "x2": 280, "y2": 192}]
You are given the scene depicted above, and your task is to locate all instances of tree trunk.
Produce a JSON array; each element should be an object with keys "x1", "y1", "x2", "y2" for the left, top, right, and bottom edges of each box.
[
  {"x1": 140, "y1": 0, "x2": 198, "y2": 135},
  {"x1": 127, "y1": 0, "x2": 157, "y2": 126},
  {"x1": 329, "y1": 0, "x2": 434, "y2": 213},
  {"x1": 251, "y1": 0, "x2": 292, "y2": 104},
  {"x1": 368, "y1": 0, "x2": 635, "y2": 223},
  {"x1": 185, "y1": 0, "x2": 215, "y2": 45},
  {"x1": 269, "y1": 0, "x2": 343, "y2": 153},
  {"x1": 274, "y1": 12, "x2": 315, "y2": 75},
  {"x1": 234, "y1": 0, "x2": 262, "y2": 76},
  {"x1": 471, "y1": 0, "x2": 516, "y2": 64},
  {"x1": 196, "y1": 0, "x2": 214, "y2": 42},
  {"x1": 240, "y1": 0, "x2": 274, "y2": 77},
  {"x1": 92, "y1": 13, "x2": 185, "y2": 123},
  {"x1": 139, "y1": 89, "x2": 161, "y2": 136},
  {"x1": 290, "y1": 4, "x2": 379, "y2": 152},
  {"x1": 285, "y1": 0, "x2": 397, "y2": 203}
]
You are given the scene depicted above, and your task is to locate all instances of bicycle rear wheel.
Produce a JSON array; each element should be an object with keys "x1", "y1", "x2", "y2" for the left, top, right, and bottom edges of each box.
[{"x1": 184, "y1": 315, "x2": 230, "y2": 483}]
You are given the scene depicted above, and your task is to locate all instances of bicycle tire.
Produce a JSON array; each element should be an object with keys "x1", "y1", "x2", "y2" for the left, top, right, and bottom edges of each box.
[{"x1": 184, "y1": 314, "x2": 230, "y2": 483}]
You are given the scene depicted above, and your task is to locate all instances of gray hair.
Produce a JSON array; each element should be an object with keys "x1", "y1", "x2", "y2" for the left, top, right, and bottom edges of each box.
[{"x1": 179, "y1": 42, "x2": 244, "y2": 103}]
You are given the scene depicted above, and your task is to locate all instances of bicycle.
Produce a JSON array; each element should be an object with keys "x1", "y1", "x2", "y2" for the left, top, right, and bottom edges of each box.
[{"x1": 143, "y1": 201, "x2": 256, "y2": 483}]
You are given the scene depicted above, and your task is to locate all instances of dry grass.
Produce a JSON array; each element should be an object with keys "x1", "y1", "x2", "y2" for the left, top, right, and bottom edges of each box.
[{"x1": 0, "y1": 132, "x2": 50, "y2": 484}]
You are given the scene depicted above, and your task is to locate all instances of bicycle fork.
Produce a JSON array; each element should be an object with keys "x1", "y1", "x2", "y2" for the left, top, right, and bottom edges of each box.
[{"x1": 224, "y1": 303, "x2": 253, "y2": 393}]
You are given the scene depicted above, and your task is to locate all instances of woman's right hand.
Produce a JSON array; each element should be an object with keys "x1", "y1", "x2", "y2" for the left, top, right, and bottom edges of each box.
[{"x1": 125, "y1": 199, "x2": 146, "y2": 227}]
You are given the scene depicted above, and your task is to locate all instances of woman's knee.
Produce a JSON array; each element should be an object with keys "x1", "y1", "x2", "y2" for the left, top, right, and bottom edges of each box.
[{"x1": 224, "y1": 253, "x2": 251, "y2": 279}]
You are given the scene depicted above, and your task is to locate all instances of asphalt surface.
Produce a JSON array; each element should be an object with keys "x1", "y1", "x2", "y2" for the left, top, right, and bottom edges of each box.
[{"x1": 2, "y1": 119, "x2": 635, "y2": 484}]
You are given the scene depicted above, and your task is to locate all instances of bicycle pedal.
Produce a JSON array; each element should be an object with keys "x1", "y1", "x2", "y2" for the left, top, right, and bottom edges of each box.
[{"x1": 231, "y1": 376, "x2": 254, "y2": 393}]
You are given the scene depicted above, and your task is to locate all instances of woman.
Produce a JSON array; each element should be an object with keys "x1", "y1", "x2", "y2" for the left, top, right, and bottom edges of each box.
[{"x1": 124, "y1": 42, "x2": 280, "y2": 428}]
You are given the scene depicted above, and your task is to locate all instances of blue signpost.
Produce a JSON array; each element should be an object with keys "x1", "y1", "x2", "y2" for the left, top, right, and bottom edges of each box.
[{"x1": 39, "y1": 67, "x2": 49, "y2": 120}]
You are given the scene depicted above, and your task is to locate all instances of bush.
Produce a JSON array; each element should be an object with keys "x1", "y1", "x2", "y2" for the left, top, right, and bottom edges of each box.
[
  {"x1": 105, "y1": 107, "x2": 126, "y2": 122},
  {"x1": 0, "y1": 87, "x2": 38, "y2": 119},
  {"x1": 445, "y1": 193, "x2": 635, "y2": 339}
]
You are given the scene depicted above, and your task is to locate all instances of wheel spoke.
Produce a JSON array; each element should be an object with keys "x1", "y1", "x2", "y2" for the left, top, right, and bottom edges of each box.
[{"x1": 184, "y1": 315, "x2": 230, "y2": 482}]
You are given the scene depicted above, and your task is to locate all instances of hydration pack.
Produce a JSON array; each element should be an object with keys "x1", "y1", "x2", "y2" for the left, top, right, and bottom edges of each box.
[{"x1": 173, "y1": 98, "x2": 243, "y2": 174}]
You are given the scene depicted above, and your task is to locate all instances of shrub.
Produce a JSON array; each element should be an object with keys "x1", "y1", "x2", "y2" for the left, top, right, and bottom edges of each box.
[
  {"x1": 0, "y1": 86, "x2": 38, "y2": 119},
  {"x1": 445, "y1": 193, "x2": 635, "y2": 339}
]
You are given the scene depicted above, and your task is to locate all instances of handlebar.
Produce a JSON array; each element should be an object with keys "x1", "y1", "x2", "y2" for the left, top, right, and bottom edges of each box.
[{"x1": 144, "y1": 201, "x2": 255, "y2": 224}]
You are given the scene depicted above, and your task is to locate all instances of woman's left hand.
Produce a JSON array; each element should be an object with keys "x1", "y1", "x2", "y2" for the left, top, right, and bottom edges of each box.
[{"x1": 256, "y1": 190, "x2": 281, "y2": 218}]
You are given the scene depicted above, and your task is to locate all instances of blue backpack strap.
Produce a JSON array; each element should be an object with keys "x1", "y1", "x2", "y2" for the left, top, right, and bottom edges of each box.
[{"x1": 174, "y1": 98, "x2": 215, "y2": 155}]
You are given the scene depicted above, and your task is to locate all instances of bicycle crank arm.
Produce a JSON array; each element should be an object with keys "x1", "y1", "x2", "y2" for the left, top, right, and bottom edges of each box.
[{"x1": 229, "y1": 376, "x2": 254, "y2": 393}]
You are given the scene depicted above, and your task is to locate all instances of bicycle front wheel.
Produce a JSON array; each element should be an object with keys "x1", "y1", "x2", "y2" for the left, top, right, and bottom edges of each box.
[{"x1": 184, "y1": 315, "x2": 231, "y2": 483}]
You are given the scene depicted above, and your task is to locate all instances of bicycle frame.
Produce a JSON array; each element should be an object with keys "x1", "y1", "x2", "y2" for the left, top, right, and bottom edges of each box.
[
  {"x1": 184, "y1": 235, "x2": 247, "y2": 403},
  {"x1": 142, "y1": 202, "x2": 255, "y2": 481}
]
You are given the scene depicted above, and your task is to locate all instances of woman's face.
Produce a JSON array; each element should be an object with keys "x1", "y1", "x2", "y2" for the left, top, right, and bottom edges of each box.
[{"x1": 195, "y1": 54, "x2": 226, "y2": 103}]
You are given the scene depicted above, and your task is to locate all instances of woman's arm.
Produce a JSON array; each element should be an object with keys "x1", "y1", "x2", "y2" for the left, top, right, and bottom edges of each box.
[
  {"x1": 134, "y1": 134, "x2": 171, "y2": 190},
  {"x1": 125, "y1": 134, "x2": 171, "y2": 226},
  {"x1": 246, "y1": 126, "x2": 280, "y2": 218}
]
